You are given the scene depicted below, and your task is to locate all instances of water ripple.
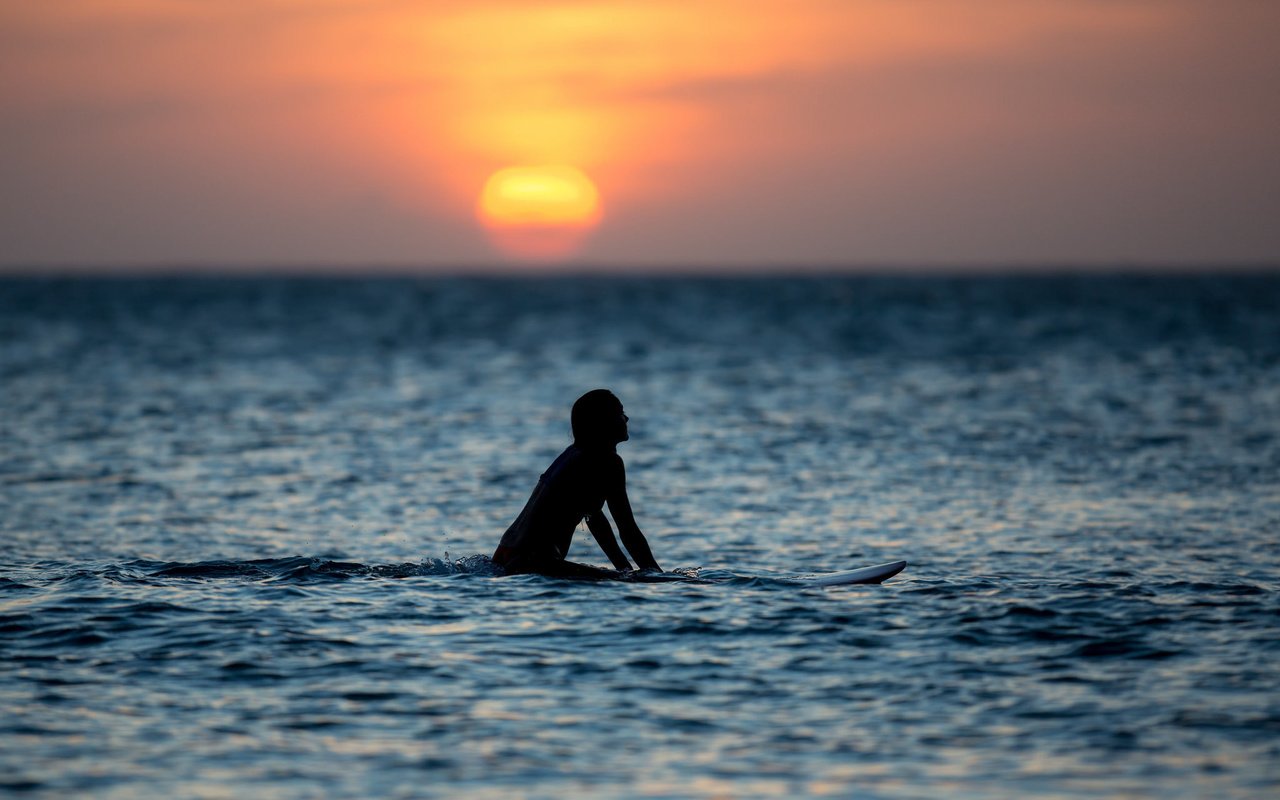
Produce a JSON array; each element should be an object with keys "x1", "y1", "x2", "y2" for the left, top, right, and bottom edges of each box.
[{"x1": 2, "y1": 276, "x2": 1279, "y2": 798}]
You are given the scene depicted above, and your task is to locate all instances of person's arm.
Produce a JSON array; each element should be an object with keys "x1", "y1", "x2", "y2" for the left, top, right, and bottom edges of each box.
[
  {"x1": 606, "y1": 457, "x2": 662, "y2": 571},
  {"x1": 586, "y1": 513, "x2": 633, "y2": 571}
]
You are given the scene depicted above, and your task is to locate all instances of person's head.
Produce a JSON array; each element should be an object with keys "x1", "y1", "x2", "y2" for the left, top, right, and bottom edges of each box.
[{"x1": 571, "y1": 389, "x2": 628, "y2": 447}]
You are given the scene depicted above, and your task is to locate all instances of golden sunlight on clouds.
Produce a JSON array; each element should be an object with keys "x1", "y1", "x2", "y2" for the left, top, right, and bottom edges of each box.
[{"x1": 417, "y1": 2, "x2": 819, "y2": 206}]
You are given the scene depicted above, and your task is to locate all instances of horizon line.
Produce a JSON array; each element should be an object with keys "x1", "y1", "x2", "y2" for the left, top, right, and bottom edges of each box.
[{"x1": 3, "y1": 260, "x2": 1280, "y2": 279}]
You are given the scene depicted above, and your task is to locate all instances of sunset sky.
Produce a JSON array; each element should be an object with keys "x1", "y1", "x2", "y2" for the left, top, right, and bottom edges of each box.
[{"x1": 2, "y1": 1, "x2": 1278, "y2": 270}]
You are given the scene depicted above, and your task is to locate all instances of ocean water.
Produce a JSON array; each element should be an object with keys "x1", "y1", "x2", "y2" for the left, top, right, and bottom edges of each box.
[{"x1": 1, "y1": 274, "x2": 1278, "y2": 798}]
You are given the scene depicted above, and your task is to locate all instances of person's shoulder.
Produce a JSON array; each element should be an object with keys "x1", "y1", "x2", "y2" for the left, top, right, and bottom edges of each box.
[
  {"x1": 577, "y1": 447, "x2": 624, "y2": 472},
  {"x1": 554, "y1": 445, "x2": 611, "y2": 469},
  {"x1": 604, "y1": 451, "x2": 626, "y2": 478}
]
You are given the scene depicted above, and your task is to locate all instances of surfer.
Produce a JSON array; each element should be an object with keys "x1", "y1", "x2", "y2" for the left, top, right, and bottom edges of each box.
[{"x1": 492, "y1": 389, "x2": 662, "y2": 578}]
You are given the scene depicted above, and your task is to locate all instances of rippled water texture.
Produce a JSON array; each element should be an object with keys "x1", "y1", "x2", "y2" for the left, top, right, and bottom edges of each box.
[{"x1": 2, "y1": 275, "x2": 1279, "y2": 798}]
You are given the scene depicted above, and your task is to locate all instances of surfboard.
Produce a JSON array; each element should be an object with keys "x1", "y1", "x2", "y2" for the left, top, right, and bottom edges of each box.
[
  {"x1": 504, "y1": 560, "x2": 907, "y2": 585},
  {"x1": 796, "y1": 560, "x2": 907, "y2": 586}
]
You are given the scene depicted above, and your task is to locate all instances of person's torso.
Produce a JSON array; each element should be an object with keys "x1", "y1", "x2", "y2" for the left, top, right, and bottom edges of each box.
[{"x1": 498, "y1": 446, "x2": 612, "y2": 558}]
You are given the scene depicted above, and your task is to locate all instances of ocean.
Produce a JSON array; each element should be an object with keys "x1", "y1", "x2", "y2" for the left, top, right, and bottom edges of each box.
[{"x1": 2, "y1": 274, "x2": 1278, "y2": 798}]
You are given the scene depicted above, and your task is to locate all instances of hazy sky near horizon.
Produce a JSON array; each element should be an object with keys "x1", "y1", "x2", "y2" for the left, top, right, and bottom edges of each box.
[{"x1": 2, "y1": 1, "x2": 1278, "y2": 270}]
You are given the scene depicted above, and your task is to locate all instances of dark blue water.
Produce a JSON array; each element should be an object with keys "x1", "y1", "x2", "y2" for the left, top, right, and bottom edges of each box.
[{"x1": 2, "y1": 275, "x2": 1279, "y2": 798}]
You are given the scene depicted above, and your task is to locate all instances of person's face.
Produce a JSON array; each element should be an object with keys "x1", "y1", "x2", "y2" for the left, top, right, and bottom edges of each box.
[{"x1": 614, "y1": 405, "x2": 629, "y2": 443}]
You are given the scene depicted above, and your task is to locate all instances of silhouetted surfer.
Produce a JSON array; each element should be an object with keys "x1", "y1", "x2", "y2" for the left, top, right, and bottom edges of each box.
[{"x1": 493, "y1": 390, "x2": 662, "y2": 578}]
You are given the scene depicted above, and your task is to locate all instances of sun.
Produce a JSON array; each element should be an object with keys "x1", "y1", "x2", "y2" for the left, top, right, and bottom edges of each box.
[{"x1": 476, "y1": 165, "x2": 602, "y2": 261}]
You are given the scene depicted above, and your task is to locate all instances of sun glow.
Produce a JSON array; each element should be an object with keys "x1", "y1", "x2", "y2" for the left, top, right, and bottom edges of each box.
[
  {"x1": 477, "y1": 165, "x2": 601, "y2": 261},
  {"x1": 4, "y1": 3, "x2": 1251, "y2": 267}
]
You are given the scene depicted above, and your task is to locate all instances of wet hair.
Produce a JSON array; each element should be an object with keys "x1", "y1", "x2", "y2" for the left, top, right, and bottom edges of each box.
[{"x1": 571, "y1": 389, "x2": 621, "y2": 445}]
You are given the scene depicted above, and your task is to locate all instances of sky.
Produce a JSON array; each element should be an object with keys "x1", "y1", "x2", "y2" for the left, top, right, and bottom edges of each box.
[{"x1": 2, "y1": 0, "x2": 1278, "y2": 271}]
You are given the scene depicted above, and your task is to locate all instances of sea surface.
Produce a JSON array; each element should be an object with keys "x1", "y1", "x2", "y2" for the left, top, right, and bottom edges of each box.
[{"x1": 1, "y1": 274, "x2": 1278, "y2": 799}]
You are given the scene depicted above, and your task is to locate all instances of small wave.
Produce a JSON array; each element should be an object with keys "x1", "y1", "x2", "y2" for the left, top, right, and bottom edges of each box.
[
  {"x1": 1070, "y1": 637, "x2": 1181, "y2": 660},
  {"x1": 12, "y1": 556, "x2": 705, "y2": 589},
  {"x1": 1001, "y1": 604, "x2": 1059, "y2": 618},
  {"x1": 147, "y1": 559, "x2": 273, "y2": 579},
  {"x1": 142, "y1": 554, "x2": 505, "y2": 584},
  {"x1": 0, "y1": 780, "x2": 43, "y2": 793},
  {"x1": 218, "y1": 660, "x2": 285, "y2": 681}
]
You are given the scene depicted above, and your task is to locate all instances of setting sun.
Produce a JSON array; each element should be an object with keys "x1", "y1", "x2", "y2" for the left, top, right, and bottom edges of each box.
[{"x1": 477, "y1": 165, "x2": 602, "y2": 261}]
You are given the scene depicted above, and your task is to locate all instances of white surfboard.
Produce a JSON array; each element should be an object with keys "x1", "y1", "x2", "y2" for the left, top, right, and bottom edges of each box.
[
  {"x1": 797, "y1": 560, "x2": 907, "y2": 586},
  {"x1": 521, "y1": 560, "x2": 907, "y2": 585}
]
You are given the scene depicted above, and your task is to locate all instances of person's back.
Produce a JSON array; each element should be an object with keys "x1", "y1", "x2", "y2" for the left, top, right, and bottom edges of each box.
[
  {"x1": 492, "y1": 390, "x2": 661, "y2": 578},
  {"x1": 494, "y1": 443, "x2": 610, "y2": 565}
]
